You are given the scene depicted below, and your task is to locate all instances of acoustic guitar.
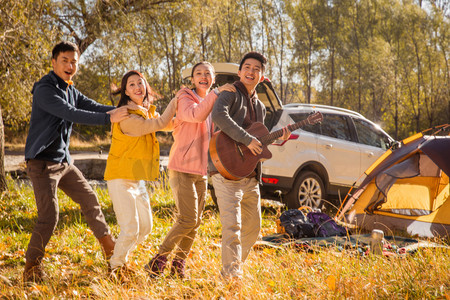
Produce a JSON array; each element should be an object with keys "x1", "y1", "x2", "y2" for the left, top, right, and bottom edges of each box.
[{"x1": 209, "y1": 111, "x2": 323, "y2": 180}]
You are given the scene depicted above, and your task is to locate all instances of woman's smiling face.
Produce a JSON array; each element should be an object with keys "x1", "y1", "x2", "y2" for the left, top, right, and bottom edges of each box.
[
  {"x1": 125, "y1": 74, "x2": 146, "y2": 105},
  {"x1": 191, "y1": 64, "x2": 215, "y2": 94}
]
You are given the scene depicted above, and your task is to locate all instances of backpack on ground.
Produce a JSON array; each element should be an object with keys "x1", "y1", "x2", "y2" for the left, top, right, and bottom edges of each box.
[
  {"x1": 279, "y1": 209, "x2": 315, "y2": 239},
  {"x1": 306, "y1": 211, "x2": 348, "y2": 237}
]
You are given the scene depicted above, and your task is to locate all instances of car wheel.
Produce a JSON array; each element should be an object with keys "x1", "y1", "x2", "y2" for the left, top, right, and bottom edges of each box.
[{"x1": 286, "y1": 171, "x2": 325, "y2": 209}]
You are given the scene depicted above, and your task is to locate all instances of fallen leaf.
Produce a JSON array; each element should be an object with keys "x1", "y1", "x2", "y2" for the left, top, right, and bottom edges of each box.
[{"x1": 326, "y1": 275, "x2": 336, "y2": 291}]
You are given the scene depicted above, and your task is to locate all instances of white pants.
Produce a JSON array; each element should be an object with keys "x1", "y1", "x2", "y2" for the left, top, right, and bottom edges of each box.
[
  {"x1": 211, "y1": 174, "x2": 261, "y2": 278},
  {"x1": 107, "y1": 179, "x2": 153, "y2": 269}
]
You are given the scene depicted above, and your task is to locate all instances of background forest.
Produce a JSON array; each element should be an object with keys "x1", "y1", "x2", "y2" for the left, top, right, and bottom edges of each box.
[{"x1": 1, "y1": 0, "x2": 449, "y2": 141}]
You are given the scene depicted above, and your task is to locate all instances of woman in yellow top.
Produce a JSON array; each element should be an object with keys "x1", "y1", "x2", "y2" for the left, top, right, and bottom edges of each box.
[{"x1": 103, "y1": 70, "x2": 177, "y2": 279}]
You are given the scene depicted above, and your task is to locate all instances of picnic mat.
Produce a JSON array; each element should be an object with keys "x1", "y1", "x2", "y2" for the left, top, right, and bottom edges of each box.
[{"x1": 255, "y1": 233, "x2": 449, "y2": 256}]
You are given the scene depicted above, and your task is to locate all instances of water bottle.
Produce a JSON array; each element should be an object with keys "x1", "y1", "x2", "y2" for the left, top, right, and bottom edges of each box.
[{"x1": 370, "y1": 229, "x2": 384, "y2": 255}]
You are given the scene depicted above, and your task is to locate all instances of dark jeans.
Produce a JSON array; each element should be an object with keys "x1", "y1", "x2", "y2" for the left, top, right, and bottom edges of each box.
[{"x1": 25, "y1": 160, "x2": 110, "y2": 264}]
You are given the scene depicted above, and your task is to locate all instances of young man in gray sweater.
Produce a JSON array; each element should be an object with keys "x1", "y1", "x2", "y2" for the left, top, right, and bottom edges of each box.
[{"x1": 209, "y1": 52, "x2": 289, "y2": 279}]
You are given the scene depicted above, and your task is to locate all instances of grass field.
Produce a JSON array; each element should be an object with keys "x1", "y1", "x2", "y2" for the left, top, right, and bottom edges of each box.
[{"x1": 0, "y1": 175, "x2": 449, "y2": 299}]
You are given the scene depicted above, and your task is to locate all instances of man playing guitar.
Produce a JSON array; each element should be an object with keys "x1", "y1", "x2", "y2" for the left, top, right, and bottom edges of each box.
[{"x1": 209, "y1": 52, "x2": 290, "y2": 279}]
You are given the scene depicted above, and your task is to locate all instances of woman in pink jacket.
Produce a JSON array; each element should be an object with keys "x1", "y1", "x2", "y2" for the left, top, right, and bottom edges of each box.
[{"x1": 145, "y1": 62, "x2": 235, "y2": 278}]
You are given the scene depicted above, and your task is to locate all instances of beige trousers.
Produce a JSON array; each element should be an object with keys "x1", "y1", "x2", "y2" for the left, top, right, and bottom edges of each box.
[
  {"x1": 158, "y1": 169, "x2": 207, "y2": 260},
  {"x1": 211, "y1": 173, "x2": 261, "y2": 278}
]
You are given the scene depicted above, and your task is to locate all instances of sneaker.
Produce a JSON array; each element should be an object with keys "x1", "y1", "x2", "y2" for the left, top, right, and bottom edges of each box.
[
  {"x1": 170, "y1": 259, "x2": 185, "y2": 278},
  {"x1": 144, "y1": 254, "x2": 167, "y2": 278}
]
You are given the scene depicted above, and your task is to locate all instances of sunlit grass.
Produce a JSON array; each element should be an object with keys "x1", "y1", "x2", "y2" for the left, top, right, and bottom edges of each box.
[
  {"x1": 69, "y1": 135, "x2": 112, "y2": 152},
  {"x1": 0, "y1": 175, "x2": 449, "y2": 299},
  {"x1": 5, "y1": 134, "x2": 173, "y2": 154}
]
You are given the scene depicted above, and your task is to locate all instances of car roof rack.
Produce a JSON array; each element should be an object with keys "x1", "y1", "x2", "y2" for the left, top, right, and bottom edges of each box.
[{"x1": 283, "y1": 103, "x2": 364, "y2": 118}]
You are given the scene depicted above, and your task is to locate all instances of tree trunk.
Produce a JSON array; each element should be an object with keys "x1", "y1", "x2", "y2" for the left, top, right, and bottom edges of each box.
[
  {"x1": 0, "y1": 105, "x2": 7, "y2": 193},
  {"x1": 394, "y1": 40, "x2": 400, "y2": 140},
  {"x1": 277, "y1": 6, "x2": 284, "y2": 103},
  {"x1": 200, "y1": 21, "x2": 207, "y2": 60},
  {"x1": 330, "y1": 49, "x2": 335, "y2": 106}
]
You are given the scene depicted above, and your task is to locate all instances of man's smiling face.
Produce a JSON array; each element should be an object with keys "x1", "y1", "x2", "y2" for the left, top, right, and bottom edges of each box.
[
  {"x1": 238, "y1": 58, "x2": 264, "y2": 93},
  {"x1": 52, "y1": 51, "x2": 78, "y2": 82}
]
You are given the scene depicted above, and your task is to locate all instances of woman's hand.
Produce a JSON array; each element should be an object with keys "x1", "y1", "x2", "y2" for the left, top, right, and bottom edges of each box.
[{"x1": 217, "y1": 83, "x2": 236, "y2": 93}]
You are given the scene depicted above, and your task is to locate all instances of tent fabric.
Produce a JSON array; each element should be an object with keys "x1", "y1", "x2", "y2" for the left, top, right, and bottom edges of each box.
[
  {"x1": 366, "y1": 154, "x2": 441, "y2": 214},
  {"x1": 420, "y1": 137, "x2": 450, "y2": 177},
  {"x1": 348, "y1": 213, "x2": 450, "y2": 238},
  {"x1": 367, "y1": 154, "x2": 421, "y2": 213},
  {"x1": 337, "y1": 127, "x2": 450, "y2": 238}
]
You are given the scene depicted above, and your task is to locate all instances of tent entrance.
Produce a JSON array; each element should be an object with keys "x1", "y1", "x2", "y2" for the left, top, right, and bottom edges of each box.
[{"x1": 367, "y1": 153, "x2": 447, "y2": 216}]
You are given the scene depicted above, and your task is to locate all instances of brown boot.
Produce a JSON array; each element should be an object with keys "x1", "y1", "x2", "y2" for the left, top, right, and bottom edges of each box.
[
  {"x1": 98, "y1": 234, "x2": 115, "y2": 260},
  {"x1": 23, "y1": 260, "x2": 45, "y2": 284}
]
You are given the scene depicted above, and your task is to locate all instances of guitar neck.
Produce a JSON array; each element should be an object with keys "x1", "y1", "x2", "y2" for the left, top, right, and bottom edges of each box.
[{"x1": 260, "y1": 120, "x2": 309, "y2": 145}]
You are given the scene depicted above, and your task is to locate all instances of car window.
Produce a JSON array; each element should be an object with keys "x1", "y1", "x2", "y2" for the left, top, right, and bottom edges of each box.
[
  {"x1": 256, "y1": 83, "x2": 275, "y2": 111},
  {"x1": 321, "y1": 114, "x2": 352, "y2": 141},
  {"x1": 289, "y1": 113, "x2": 321, "y2": 134},
  {"x1": 213, "y1": 74, "x2": 239, "y2": 88},
  {"x1": 353, "y1": 118, "x2": 391, "y2": 150}
]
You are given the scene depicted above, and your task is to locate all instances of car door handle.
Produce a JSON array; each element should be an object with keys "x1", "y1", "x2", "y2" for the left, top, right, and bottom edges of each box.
[
  {"x1": 324, "y1": 144, "x2": 333, "y2": 149},
  {"x1": 365, "y1": 151, "x2": 374, "y2": 157}
]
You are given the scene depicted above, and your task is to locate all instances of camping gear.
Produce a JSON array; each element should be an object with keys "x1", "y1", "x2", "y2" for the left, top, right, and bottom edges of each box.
[
  {"x1": 255, "y1": 233, "x2": 449, "y2": 257},
  {"x1": 307, "y1": 211, "x2": 348, "y2": 237},
  {"x1": 279, "y1": 209, "x2": 315, "y2": 239},
  {"x1": 279, "y1": 208, "x2": 347, "y2": 239},
  {"x1": 370, "y1": 229, "x2": 384, "y2": 255},
  {"x1": 336, "y1": 125, "x2": 450, "y2": 238}
]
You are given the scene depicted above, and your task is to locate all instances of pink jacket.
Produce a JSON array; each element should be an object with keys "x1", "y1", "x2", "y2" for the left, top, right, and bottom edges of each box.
[{"x1": 168, "y1": 87, "x2": 218, "y2": 175}]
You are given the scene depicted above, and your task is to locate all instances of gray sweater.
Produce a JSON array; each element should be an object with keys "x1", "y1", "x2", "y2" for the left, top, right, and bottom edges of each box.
[{"x1": 209, "y1": 87, "x2": 266, "y2": 179}]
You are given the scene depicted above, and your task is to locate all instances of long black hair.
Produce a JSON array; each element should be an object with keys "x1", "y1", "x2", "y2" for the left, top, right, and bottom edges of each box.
[{"x1": 114, "y1": 70, "x2": 155, "y2": 108}]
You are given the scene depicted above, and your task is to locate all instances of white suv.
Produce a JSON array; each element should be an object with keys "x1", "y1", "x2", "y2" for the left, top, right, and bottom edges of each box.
[
  {"x1": 181, "y1": 63, "x2": 394, "y2": 209},
  {"x1": 261, "y1": 103, "x2": 394, "y2": 209}
]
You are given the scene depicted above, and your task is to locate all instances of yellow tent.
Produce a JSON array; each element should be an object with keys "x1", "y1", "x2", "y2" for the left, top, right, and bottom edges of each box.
[{"x1": 337, "y1": 125, "x2": 450, "y2": 238}]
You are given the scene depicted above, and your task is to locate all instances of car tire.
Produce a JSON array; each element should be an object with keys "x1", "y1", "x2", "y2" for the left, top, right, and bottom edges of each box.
[{"x1": 285, "y1": 171, "x2": 326, "y2": 209}]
